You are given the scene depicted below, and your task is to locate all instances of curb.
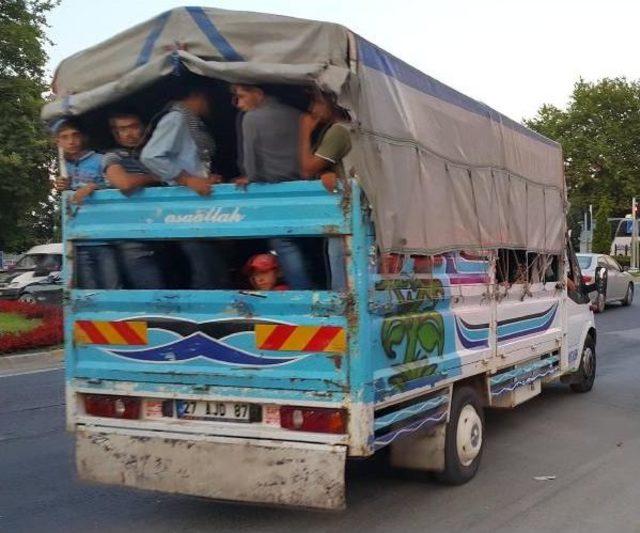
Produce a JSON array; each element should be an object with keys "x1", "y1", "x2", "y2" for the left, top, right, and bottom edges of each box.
[{"x1": 0, "y1": 348, "x2": 64, "y2": 374}]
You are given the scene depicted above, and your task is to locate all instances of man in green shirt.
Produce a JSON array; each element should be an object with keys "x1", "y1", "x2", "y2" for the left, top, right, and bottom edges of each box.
[
  {"x1": 299, "y1": 91, "x2": 352, "y2": 290},
  {"x1": 299, "y1": 91, "x2": 352, "y2": 192}
]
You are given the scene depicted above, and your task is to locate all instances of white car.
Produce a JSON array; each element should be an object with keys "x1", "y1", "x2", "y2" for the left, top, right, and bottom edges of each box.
[
  {"x1": 577, "y1": 253, "x2": 634, "y2": 312},
  {"x1": 0, "y1": 243, "x2": 63, "y2": 300}
]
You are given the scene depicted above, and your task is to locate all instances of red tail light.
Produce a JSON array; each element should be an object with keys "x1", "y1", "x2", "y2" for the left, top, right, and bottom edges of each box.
[
  {"x1": 582, "y1": 275, "x2": 593, "y2": 283},
  {"x1": 84, "y1": 394, "x2": 141, "y2": 420},
  {"x1": 279, "y1": 406, "x2": 346, "y2": 434}
]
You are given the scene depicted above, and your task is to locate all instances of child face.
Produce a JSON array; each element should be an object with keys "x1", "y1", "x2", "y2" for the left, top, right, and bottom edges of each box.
[
  {"x1": 250, "y1": 269, "x2": 278, "y2": 290},
  {"x1": 56, "y1": 127, "x2": 84, "y2": 158}
]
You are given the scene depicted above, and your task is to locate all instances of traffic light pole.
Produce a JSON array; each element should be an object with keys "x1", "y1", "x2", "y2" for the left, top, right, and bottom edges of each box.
[{"x1": 632, "y1": 197, "x2": 638, "y2": 272}]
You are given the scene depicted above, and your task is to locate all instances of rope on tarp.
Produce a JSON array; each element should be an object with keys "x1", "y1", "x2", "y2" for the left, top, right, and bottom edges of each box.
[
  {"x1": 185, "y1": 6, "x2": 244, "y2": 62},
  {"x1": 135, "y1": 11, "x2": 172, "y2": 68}
]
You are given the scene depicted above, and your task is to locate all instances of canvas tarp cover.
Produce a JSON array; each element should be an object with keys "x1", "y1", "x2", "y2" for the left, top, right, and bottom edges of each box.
[{"x1": 43, "y1": 6, "x2": 566, "y2": 255}]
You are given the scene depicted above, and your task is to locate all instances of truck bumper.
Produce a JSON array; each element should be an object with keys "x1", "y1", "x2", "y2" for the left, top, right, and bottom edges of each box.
[{"x1": 76, "y1": 427, "x2": 347, "y2": 510}]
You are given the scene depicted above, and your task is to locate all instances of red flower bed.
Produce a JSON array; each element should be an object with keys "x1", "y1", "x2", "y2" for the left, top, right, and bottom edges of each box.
[{"x1": 0, "y1": 301, "x2": 63, "y2": 354}]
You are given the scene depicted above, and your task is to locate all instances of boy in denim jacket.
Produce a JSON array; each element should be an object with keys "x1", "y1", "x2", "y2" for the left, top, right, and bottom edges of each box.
[{"x1": 53, "y1": 119, "x2": 120, "y2": 289}]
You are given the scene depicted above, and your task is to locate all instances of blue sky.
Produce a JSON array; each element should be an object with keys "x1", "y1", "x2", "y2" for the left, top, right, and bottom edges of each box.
[{"x1": 45, "y1": 0, "x2": 640, "y2": 121}]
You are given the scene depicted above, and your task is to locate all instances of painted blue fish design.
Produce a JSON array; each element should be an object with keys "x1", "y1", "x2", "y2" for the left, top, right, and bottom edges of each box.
[
  {"x1": 103, "y1": 317, "x2": 303, "y2": 367},
  {"x1": 108, "y1": 331, "x2": 300, "y2": 366}
]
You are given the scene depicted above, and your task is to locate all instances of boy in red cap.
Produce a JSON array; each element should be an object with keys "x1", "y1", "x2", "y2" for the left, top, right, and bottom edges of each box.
[{"x1": 243, "y1": 254, "x2": 289, "y2": 291}]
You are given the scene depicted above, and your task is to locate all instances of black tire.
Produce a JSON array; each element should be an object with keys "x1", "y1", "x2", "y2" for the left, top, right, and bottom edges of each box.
[
  {"x1": 622, "y1": 283, "x2": 634, "y2": 306},
  {"x1": 570, "y1": 335, "x2": 596, "y2": 393},
  {"x1": 436, "y1": 386, "x2": 484, "y2": 485},
  {"x1": 18, "y1": 292, "x2": 36, "y2": 304}
]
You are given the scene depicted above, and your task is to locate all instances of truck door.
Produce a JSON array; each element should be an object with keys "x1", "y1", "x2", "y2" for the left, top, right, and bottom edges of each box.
[
  {"x1": 565, "y1": 243, "x2": 592, "y2": 368},
  {"x1": 603, "y1": 256, "x2": 624, "y2": 300}
]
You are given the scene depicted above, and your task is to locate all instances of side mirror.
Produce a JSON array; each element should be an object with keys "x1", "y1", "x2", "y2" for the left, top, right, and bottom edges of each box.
[
  {"x1": 594, "y1": 266, "x2": 607, "y2": 294},
  {"x1": 622, "y1": 265, "x2": 630, "y2": 272}
]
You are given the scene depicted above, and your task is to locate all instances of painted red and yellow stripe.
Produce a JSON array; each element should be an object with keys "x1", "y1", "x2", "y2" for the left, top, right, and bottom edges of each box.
[
  {"x1": 255, "y1": 324, "x2": 346, "y2": 353},
  {"x1": 74, "y1": 320, "x2": 148, "y2": 346}
]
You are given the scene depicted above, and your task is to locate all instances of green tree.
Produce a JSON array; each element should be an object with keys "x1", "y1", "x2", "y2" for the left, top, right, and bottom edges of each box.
[
  {"x1": 0, "y1": 0, "x2": 59, "y2": 252},
  {"x1": 592, "y1": 197, "x2": 614, "y2": 254},
  {"x1": 526, "y1": 78, "x2": 640, "y2": 218}
]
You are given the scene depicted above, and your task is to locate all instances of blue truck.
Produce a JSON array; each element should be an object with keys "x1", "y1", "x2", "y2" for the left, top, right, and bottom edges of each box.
[
  {"x1": 63, "y1": 180, "x2": 595, "y2": 509},
  {"x1": 49, "y1": 7, "x2": 597, "y2": 510}
]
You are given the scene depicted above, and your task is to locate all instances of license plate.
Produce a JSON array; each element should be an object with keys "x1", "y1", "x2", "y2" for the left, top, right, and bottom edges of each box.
[{"x1": 176, "y1": 400, "x2": 251, "y2": 422}]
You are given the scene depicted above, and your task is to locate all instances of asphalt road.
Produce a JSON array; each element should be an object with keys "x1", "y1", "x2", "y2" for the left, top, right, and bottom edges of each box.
[{"x1": 2, "y1": 301, "x2": 640, "y2": 533}]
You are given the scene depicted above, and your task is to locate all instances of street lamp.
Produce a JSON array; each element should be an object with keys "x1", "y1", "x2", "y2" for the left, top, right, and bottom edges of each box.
[{"x1": 632, "y1": 197, "x2": 638, "y2": 272}]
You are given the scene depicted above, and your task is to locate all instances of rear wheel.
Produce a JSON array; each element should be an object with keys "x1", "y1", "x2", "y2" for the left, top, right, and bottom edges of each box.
[
  {"x1": 436, "y1": 386, "x2": 484, "y2": 485},
  {"x1": 622, "y1": 283, "x2": 634, "y2": 306},
  {"x1": 570, "y1": 335, "x2": 596, "y2": 393},
  {"x1": 18, "y1": 293, "x2": 36, "y2": 304}
]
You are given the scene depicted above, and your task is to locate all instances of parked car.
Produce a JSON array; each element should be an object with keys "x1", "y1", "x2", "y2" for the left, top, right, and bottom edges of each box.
[
  {"x1": 0, "y1": 243, "x2": 63, "y2": 300},
  {"x1": 577, "y1": 253, "x2": 634, "y2": 312},
  {"x1": 18, "y1": 273, "x2": 63, "y2": 305}
]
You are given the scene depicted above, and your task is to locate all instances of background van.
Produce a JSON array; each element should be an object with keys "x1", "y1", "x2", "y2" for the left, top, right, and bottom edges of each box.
[{"x1": 0, "y1": 243, "x2": 63, "y2": 301}]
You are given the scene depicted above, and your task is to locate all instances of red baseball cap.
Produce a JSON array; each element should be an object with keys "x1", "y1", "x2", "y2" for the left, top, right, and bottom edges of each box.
[{"x1": 243, "y1": 253, "x2": 279, "y2": 275}]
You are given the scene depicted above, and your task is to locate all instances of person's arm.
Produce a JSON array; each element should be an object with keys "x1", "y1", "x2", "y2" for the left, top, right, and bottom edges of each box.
[
  {"x1": 299, "y1": 114, "x2": 325, "y2": 178},
  {"x1": 55, "y1": 160, "x2": 70, "y2": 191},
  {"x1": 105, "y1": 164, "x2": 159, "y2": 195},
  {"x1": 235, "y1": 112, "x2": 245, "y2": 175},
  {"x1": 300, "y1": 120, "x2": 352, "y2": 179},
  {"x1": 241, "y1": 112, "x2": 260, "y2": 182},
  {"x1": 175, "y1": 172, "x2": 217, "y2": 196},
  {"x1": 70, "y1": 183, "x2": 98, "y2": 204},
  {"x1": 54, "y1": 177, "x2": 70, "y2": 192},
  {"x1": 234, "y1": 113, "x2": 249, "y2": 188},
  {"x1": 141, "y1": 113, "x2": 216, "y2": 196},
  {"x1": 140, "y1": 112, "x2": 191, "y2": 185},
  {"x1": 103, "y1": 152, "x2": 159, "y2": 194}
]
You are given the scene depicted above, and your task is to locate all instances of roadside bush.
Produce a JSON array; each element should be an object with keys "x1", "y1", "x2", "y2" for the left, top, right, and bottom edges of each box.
[
  {"x1": 613, "y1": 255, "x2": 631, "y2": 268},
  {"x1": 0, "y1": 301, "x2": 62, "y2": 353}
]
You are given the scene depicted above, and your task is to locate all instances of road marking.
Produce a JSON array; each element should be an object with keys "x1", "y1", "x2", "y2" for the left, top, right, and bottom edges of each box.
[
  {"x1": 0, "y1": 366, "x2": 63, "y2": 378},
  {"x1": 599, "y1": 327, "x2": 640, "y2": 337}
]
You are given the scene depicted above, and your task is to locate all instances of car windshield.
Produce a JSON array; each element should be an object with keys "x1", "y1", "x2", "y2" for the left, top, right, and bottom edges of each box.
[
  {"x1": 616, "y1": 219, "x2": 633, "y2": 237},
  {"x1": 577, "y1": 255, "x2": 593, "y2": 270},
  {"x1": 13, "y1": 253, "x2": 62, "y2": 271}
]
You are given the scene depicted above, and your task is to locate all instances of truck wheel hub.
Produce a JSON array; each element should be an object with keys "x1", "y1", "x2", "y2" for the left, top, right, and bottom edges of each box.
[{"x1": 456, "y1": 404, "x2": 482, "y2": 466}]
